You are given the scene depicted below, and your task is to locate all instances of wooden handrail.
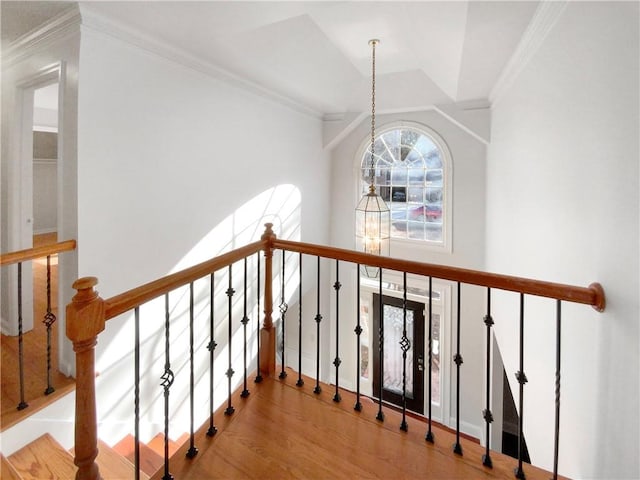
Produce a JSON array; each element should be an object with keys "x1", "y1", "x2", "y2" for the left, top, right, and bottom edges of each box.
[
  {"x1": 0, "y1": 239, "x2": 77, "y2": 266},
  {"x1": 104, "y1": 240, "x2": 266, "y2": 320},
  {"x1": 272, "y1": 238, "x2": 605, "y2": 312}
]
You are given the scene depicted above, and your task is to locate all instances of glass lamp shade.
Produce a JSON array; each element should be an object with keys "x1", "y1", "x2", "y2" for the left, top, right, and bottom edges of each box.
[{"x1": 356, "y1": 186, "x2": 391, "y2": 265}]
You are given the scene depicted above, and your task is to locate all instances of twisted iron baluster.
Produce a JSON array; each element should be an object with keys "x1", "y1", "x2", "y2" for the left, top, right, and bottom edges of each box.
[
  {"x1": 333, "y1": 260, "x2": 342, "y2": 403},
  {"x1": 17, "y1": 263, "x2": 28, "y2": 410},
  {"x1": 452, "y1": 282, "x2": 463, "y2": 455},
  {"x1": 255, "y1": 253, "x2": 263, "y2": 383},
  {"x1": 482, "y1": 288, "x2": 494, "y2": 468},
  {"x1": 279, "y1": 252, "x2": 288, "y2": 379},
  {"x1": 296, "y1": 252, "x2": 304, "y2": 387},
  {"x1": 376, "y1": 268, "x2": 384, "y2": 422},
  {"x1": 354, "y1": 266, "x2": 362, "y2": 411},
  {"x1": 43, "y1": 255, "x2": 56, "y2": 395},
  {"x1": 515, "y1": 293, "x2": 527, "y2": 479},
  {"x1": 207, "y1": 273, "x2": 218, "y2": 437},
  {"x1": 400, "y1": 271, "x2": 409, "y2": 431},
  {"x1": 134, "y1": 306, "x2": 140, "y2": 480},
  {"x1": 241, "y1": 258, "x2": 250, "y2": 397},
  {"x1": 552, "y1": 300, "x2": 562, "y2": 480},
  {"x1": 225, "y1": 265, "x2": 235, "y2": 416},
  {"x1": 186, "y1": 283, "x2": 198, "y2": 458},
  {"x1": 161, "y1": 293, "x2": 174, "y2": 479},
  {"x1": 313, "y1": 256, "x2": 322, "y2": 395},
  {"x1": 425, "y1": 276, "x2": 434, "y2": 443}
]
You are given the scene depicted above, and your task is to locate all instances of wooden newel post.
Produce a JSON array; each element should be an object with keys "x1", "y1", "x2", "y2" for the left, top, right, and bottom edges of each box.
[
  {"x1": 66, "y1": 277, "x2": 105, "y2": 480},
  {"x1": 260, "y1": 223, "x2": 277, "y2": 376}
]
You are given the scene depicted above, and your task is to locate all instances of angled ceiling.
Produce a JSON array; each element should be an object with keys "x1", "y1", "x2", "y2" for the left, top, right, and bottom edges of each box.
[{"x1": 2, "y1": 1, "x2": 540, "y2": 116}]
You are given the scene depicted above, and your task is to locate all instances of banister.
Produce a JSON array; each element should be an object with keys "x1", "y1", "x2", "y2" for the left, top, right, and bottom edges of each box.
[
  {"x1": 0, "y1": 239, "x2": 77, "y2": 266},
  {"x1": 104, "y1": 240, "x2": 266, "y2": 320},
  {"x1": 272, "y1": 238, "x2": 605, "y2": 312}
]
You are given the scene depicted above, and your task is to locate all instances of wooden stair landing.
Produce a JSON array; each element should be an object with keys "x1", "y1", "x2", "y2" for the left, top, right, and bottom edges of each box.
[{"x1": 154, "y1": 370, "x2": 564, "y2": 479}]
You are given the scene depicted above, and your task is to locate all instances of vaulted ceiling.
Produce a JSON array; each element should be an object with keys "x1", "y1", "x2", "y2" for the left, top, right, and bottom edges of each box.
[{"x1": 2, "y1": 1, "x2": 540, "y2": 116}]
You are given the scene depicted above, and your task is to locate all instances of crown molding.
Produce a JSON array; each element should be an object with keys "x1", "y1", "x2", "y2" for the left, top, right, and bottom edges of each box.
[
  {"x1": 489, "y1": 1, "x2": 569, "y2": 106},
  {"x1": 79, "y1": 5, "x2": 322, "y2": 120},
  {"x1": 2, "y1": 7, "x2": 81, "y2": 68}
]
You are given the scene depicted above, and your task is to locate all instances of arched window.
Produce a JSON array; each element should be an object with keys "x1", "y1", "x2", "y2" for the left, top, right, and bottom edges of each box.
[{"x1": 359, "y1": 124, "x2": 451, "y2": 247}]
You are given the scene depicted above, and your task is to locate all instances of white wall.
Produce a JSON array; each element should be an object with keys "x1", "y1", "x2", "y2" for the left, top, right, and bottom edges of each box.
[
  {"x1": 486, "y1": 3, "x2": 639, "y2": 478},
  {"x1": 1, "y1": 17, "x2": 79, "y2": 367},
  {"x1": 329, "y1": 110, "x2": 488, "y2": 438},
  {"x1": 75, "y1": 24, "x2": 330, "y2": 444}
]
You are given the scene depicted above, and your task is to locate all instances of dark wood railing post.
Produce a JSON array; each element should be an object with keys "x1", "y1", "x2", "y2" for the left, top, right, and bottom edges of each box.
[
  {"x1": 260, "y1": 223, "x2": 277, "y2": 376},
  {"x1": 66, "y1": 277, "x2": 105, "y2": 480}
]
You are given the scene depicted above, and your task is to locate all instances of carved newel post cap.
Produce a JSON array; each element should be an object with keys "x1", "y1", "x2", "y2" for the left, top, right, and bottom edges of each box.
[
  {"x1": 72, "y1": 277, "x2": 99, "y2": 301},
  {"x1": 261, "y1": 223, "x2": 277, "y2": 243},
  {"x1": 67, "y1": 277, "x2": 105, "y2": 343}
]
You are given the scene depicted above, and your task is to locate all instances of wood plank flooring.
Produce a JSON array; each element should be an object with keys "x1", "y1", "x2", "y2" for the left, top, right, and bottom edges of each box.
[
  {"x1": 1, "y1": 233, "x2": 75, "y2": 431},
  {"x1": 152, "y1": 370, "x2": 565, "y2": 480}
]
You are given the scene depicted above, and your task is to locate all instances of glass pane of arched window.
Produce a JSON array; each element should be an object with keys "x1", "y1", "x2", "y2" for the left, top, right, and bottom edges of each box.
[{"x1": 361, "y1": 127, "x2": 447, "y2": 244}]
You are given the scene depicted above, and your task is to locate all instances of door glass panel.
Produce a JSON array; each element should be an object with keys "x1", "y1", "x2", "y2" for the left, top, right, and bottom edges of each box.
[
  {"x1": 431, "y1": 313, "x2": 441, "y2": 404},
  {"x1": 383, "y1": 304, "x2": 414, "y2": 396}
]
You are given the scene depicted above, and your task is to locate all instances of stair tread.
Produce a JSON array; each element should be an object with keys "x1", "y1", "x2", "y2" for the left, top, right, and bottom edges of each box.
[
  {"x1": 95, "y1": 439, "x2": 150, "y2": 480},
  {"x1": 8, "y1": 433, "x2": 75, "y2": 480},
  {"x1": 113, "y1": 434, "x2": 164, "y2": 477},
  {"x1": 146, "y1": 432, "x2": 186, "y2": 458},
  {"x1": 1, "y1": 453, "x2": 22, "y2": 480}
]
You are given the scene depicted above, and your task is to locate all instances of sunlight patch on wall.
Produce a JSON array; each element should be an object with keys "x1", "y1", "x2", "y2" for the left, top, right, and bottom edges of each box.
[{"x1": 171, "y1": 184, "x2": 301, "y2": 274}]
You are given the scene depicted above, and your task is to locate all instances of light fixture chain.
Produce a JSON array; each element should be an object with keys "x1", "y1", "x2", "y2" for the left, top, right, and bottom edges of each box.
[{"x1": 370, "y1": 39, "x2": 376, "y2": 186}]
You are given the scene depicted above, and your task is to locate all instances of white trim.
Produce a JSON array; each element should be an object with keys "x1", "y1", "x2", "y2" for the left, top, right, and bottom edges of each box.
[
  {"x1": 353, "y1": 120, "x2": 453, "y2": 254},
  {"x1": 2, "y1": 8, "x2": 81, "y2": 68},
  {"x1": 33, "y1": 158, "x2": 58, "y2": 165},
  {"x1": 34, "y1": 227, "x2": 57, "y2": 235},
  {"x1": 489, "y1": 1, "x2": 569, "y2": 106},
  {"x1": 33, "y1": 125, "x2": 58, "y2": 133},
  {"x1": 79, "y1": 5, "x2": 322, "y2": 120},
  {"x1": 449, "y1": 418, "x2": 483, "y2": 444}
]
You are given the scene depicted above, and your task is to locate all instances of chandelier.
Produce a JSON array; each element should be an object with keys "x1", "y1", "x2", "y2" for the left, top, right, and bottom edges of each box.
[{"x1": 355, "y1": 39, "x2": 390, "y2": 277}]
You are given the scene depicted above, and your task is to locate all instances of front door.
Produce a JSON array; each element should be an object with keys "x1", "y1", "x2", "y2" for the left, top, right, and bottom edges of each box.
[{"x1": 372, "y1": 294, "x2": 425, "y2": 414}]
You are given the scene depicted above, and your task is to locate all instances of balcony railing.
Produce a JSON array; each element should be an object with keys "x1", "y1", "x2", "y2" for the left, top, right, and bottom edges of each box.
[
  {"x1": 1, "y1": 239, "x2": 76, "y2": 418},
  {"x1": 66, "y1": 224, "x2": 604, "y2": 479}
]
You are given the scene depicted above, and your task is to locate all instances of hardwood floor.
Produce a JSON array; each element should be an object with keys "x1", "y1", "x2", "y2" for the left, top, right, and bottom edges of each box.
[
  {"x1": 1, "y1": 233, "x2": 75, "y2": 431},
  {"x1": 151, "y1": 369, "x2": 564, "y2": 480}
]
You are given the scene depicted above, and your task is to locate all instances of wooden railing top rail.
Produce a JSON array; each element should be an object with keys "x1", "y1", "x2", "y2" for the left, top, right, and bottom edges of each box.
[
  {"x1": 0, "y1": 240, "x2": 77, "y2": 267},
  {"x1": 271, "y1": 238, "x2": 605, "y2": 312},
  {"x1": 104, "y1": 240, "x2": 265, "y2": 320}
]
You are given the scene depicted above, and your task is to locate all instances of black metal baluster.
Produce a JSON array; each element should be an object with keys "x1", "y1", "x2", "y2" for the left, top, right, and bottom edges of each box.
[
  {"x1": 279, "y1": 252, "x2": 288, "y2": 379},
  {"x1": 452, "y1": 282, "x2": 463, "y2": 455},
  {"x1": 376, "y1": 267, "x2": 384, "y2": 422},
  {"x1": 483, "y1": 288, "x2": 494, "y2": 468},
  {"x1": 16, "y1": 263, "x2": 28, "y2": 410},
  {"x1": 225, "y1": 265, "x2": 235, "y2": 415},
  {"x1": 134, "y1": 306, "x2": 140, "y2": 480},
  {"x1": 333, "y1": 260, "x2": 342, "y2": 403},
  {"x1": 400, "y1": 271, "x2": 409, "y2": 431},
  {"x1": 161, "y1": 293, "x2": 174, "y2": 480},
  {"x1": 515, "y1": 293, "x2": 527, "y2": 479},
  {"x1": 552, "y1": 300, "x2": 561, "y2": 480},
  {"x1": 207, "y1": 273, "x2": 218, "y2": 437},
  {"x1": 354, "y1": 266, "x2": 362, "y2": 412},
  {"x1": 313, "y1": 256, "x2": 322, "y2": 394},
  {"x1": 43, "y1": 255, "x2": 56, "y2": 395},
  {"x1": 186, "y1": 283, "x2": 198, "y2": 459},
  {"x1": 241, "y1": 258, "x2": 250, "y2": 397},
  {"x1": 425, "y1": 276, "x2": 434, "y2": 443},
  {"x1": 255, "y1": 253, "x2": 263, "y2": 384},
  {"x1": 296, "y1": 252, "x2": 304, "y2": 387}
]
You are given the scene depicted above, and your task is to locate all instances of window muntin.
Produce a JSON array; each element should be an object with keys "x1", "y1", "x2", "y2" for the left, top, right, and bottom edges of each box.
[{"x1": 360, "y1": 126, "x2": 446, "y2": 243}]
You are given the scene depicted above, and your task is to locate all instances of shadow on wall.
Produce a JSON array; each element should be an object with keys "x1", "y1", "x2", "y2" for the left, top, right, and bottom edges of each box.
[{"x1": 93, "y1": 184, "x2": 301, "y2": 446}]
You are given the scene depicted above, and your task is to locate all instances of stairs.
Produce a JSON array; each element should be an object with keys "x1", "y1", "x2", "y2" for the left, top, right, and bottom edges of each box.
[{"x1": 2, "y1": 431, "x2": 188, "y2": 479}]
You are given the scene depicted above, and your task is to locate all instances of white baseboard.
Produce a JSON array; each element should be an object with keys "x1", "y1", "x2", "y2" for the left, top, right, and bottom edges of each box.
[{"x1": 33, "y1": 228, "x2": 57, "y2": 235}]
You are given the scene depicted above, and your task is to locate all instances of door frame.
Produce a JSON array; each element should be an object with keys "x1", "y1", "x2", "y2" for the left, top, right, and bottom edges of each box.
[
  {"x1": 372, "y1": 293, "x2": 425, "y2": 414},
  {"x1": 358, "y1": 272, "x2": 452, "y2": 425},
  {"x1": 3, "y1": 64, "x2": 62, "y2": 336}
]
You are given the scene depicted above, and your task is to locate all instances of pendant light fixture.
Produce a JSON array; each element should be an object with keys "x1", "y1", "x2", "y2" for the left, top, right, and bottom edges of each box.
[{"x1": 355, "y1": 39, "x2": 390, "y2": 277}]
